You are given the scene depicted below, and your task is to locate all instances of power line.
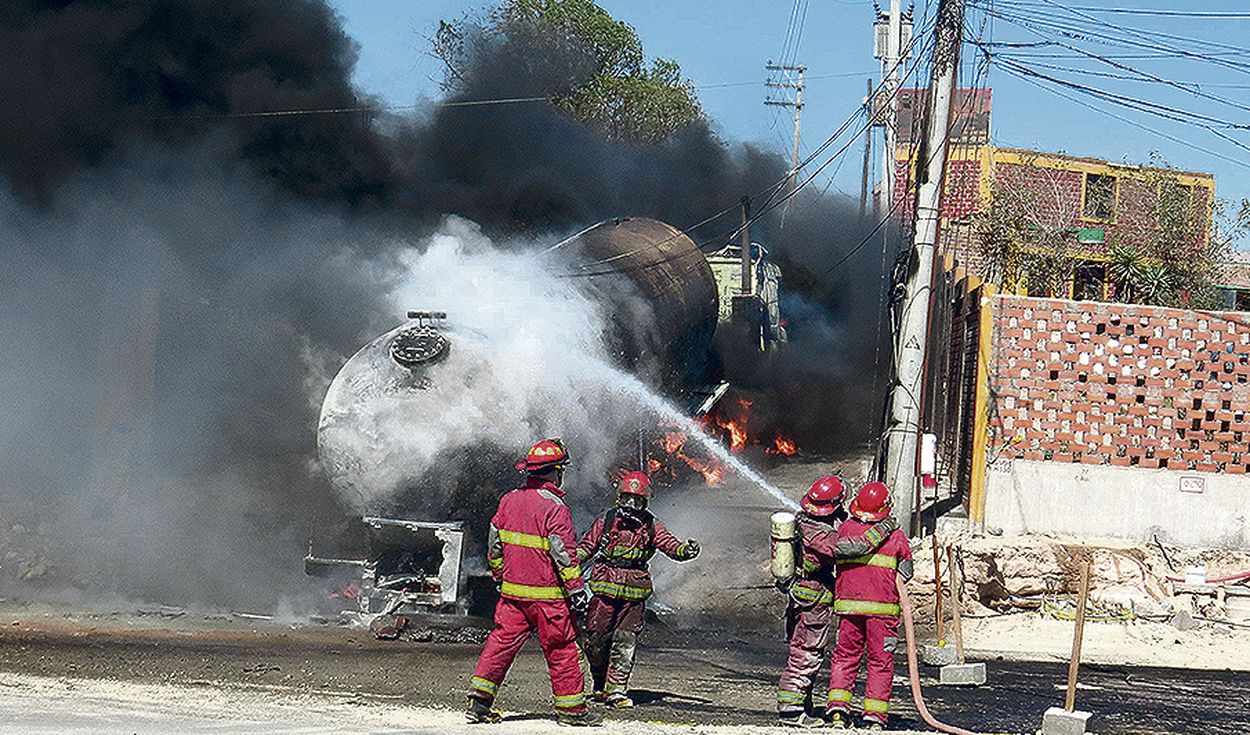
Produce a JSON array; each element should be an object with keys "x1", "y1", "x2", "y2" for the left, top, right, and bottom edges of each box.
[
  {"x1": 993, "y1": 61, "x2": 1250, "y2": 172},
  {"x1": 992, "y1": 2, "x2": 1250, "y2": 19},
  {"x1": 980, "y1": 0, "x2": 1250, "y2": 64},
  {"x1": 159, "y1": 96, "x2": 550, "y2": 120},
  {"x1": 993, "y1": 56, "x2": 1250, "y2": 90}
]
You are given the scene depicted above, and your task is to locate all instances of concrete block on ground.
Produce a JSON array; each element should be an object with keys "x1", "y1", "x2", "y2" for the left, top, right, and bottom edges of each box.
[
  {"x1": 938, "y1": 662, "x2": 986, "y2": 686},
  {"x1": 920, "y1": 643, "x2": 957, "y2": 666},
  {"x1": 1041, "y1": 706, "x2": 1092, "y2": 735}
]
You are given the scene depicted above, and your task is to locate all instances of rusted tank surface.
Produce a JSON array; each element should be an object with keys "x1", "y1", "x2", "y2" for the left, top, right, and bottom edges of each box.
[{"x1": 565, "y1": 217, "x2": 719, "y2": 381}]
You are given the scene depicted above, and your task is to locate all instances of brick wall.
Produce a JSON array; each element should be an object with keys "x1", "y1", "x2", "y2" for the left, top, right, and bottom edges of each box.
[
  {"x1": 891, "y1": 148, "x2": 1215, "y2": 286},
  {"x1": 990, "y1": 294, "x2": 1250, "y2": 474}
]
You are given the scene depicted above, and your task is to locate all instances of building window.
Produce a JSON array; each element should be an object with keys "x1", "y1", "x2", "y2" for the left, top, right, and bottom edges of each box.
[
  {"x1": 1083, "y1": 173, "x2": 1117, "y2": 221},
  {"x1": 1073, "y1": 261, "x2": 1106, "y2": 301}
]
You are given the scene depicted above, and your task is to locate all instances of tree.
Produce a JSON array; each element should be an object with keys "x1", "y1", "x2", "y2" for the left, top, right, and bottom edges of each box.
[
  {"x1": 975, "y1": 153, "x2": 1083, "y2": 298},
  {"x1": 433, "y1": 0, "x2": 701, "y2": 143}
]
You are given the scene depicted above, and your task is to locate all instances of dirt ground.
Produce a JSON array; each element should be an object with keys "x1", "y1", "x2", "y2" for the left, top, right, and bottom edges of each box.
[
  {"x1": 0, "y1": 608, "x2": 1247, "y2": 735},
  {"x1": 2, "y1": 458, "x2": 1247, "y2": 733}
]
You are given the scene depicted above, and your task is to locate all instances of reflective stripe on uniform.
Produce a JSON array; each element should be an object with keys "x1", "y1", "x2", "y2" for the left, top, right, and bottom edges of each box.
[
  {"x1": 864, "y1": 698, "x2": 890, "y2": 713},
  {"x1": 553, "y1": 693, "x2": 586, "y2": 709},
  {"x1": 486, "y1": 556, "x2": 503, "y2": 570},
  {"x1": 604, "y1": 682, "x2": 627, "y2": 694},
  {"x1": 607, "y1": 546, "x2": 649, "y2": 559},
  {"x1": 836, "y1": 552, "x2": 898, "y2": 569},
  {"x1": 498, "y1": 529, "x2": 550, "y2": 549},
  {"x1": 588, "y1": 580, "x2": 651, "y2": 601},
  {"x1": 500, "y1": 581, "x2": 565, "y2": 600},
  {"x1": 833, "y1": 598, "x2": 901, "y2": 616},
  {"x1": 558, "y1": 564, "x2": 582, "y2": 582},
  {"x1": 470, "y1": 676, "x2": 498, "y2": 695},
  {"x1": 801, "y1": 557, "x2": 820, "y2": 573},
  {"x1": 790, "y1": 584, "x2": 833, "y2": 605},
  {"x1": 777, "y1": 689, "x2": 805, "y2": 704},
  {"x1": 827, "y1": 688, "x2": 853, "y2": 704}
]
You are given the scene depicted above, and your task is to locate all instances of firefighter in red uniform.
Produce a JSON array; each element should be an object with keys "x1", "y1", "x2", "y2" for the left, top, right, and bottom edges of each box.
[
  {"x1": 775, "y1": 476, "x2": 897, "y2": 728},
  {"x1": 826, "y1": 482, "x2": 914, "y2": 730},
  {"x1": 576, "y1": 471, "x2": 699, "y2": 708},
  {"x1": 467, "y1": 439, "x2": 600, "y2": 727}
]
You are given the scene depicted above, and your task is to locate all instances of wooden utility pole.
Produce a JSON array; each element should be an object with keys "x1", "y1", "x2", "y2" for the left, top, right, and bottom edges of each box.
[
  {"x1": 765, "y1": 64, "x2": 806, "y2": 215},
  {"x1": 881, "y1": 0, "x2": 965, "y2": 533},
  {"x1": 1065, "y1": 561, "x2": 1092, "y2": 711}
]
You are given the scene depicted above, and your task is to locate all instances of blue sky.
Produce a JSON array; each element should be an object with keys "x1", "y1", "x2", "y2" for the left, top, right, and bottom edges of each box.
[{"x1": 327, "y1": 0, "x2": 1250, "y2": 210}]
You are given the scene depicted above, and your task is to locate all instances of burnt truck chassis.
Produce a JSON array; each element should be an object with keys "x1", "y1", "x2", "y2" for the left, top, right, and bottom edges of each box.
[{"x1": 305, "y1": 516, "x2": 469, "y2": 620}]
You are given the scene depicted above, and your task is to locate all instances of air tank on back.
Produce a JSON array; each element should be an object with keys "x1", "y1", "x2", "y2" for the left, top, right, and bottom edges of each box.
[{"x1": 316, "y1": 217, "x2": 719, "y2": 511}]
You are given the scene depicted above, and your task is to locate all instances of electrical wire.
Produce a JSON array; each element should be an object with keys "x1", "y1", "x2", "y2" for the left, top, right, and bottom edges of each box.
[
  {"x1": 992, "y1": 57, "x2": 1250, "y2": 91},
  {"x1": 993, "y1": 2, "x2": 1250, "y2": 20},
  {"x1": 993, "y1": 62, "x2": 1250, "y2": 172},
  {"x1": 973, "y1": 0, "x2": 1250, "y2": 75},
  {"x1": 973, "y1": 4, "x2": 1250, "y2": 117}
]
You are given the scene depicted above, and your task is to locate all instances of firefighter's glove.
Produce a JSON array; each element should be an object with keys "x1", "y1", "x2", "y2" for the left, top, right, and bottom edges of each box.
[
  {"x1": 864, "y1": 516, "x2": 899, "y2": 548},
  {"x1": 683, "y1": 540, "x2": 701, "y2": 560},
  {"x1": 569, "y1": 586, "x2": 592, "y2": 614}
]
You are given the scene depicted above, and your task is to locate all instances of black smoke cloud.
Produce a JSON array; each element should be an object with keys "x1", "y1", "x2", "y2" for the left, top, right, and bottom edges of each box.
[{"x1": 0, "y1": 1, "x2": 893, "y2": 608}]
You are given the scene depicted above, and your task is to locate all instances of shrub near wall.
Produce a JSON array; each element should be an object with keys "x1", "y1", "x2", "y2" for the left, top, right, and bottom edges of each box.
[{"x1": 991, "y1": 294, "x2": 1250, "y2": 474}]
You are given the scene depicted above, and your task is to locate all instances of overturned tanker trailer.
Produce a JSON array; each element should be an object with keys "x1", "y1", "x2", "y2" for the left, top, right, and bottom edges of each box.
[{"x1": 308, "y1": 218, "x2": 725, "y2": 619}]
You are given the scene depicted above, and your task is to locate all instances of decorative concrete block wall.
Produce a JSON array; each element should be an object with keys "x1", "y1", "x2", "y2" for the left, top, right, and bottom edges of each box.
[{"x1": 990, "y1": 295, "x2": 1250, "y2": 474}]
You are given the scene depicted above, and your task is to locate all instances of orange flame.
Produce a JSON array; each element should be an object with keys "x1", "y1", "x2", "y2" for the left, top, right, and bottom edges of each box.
[
  {"x1": 329, "y1": 581, "x2": 361, "y2": 601},
  {"x1": 649, "y1": 427, "x2": 727, "y2": 486},
  {"x1": 767, "y1": 437, "x2": 798, "y2": 456}
]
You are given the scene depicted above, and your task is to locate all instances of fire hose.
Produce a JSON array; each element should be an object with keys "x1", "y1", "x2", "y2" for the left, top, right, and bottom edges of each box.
[
  {"x1": 896, "y1": 576, "x2": 980, "y2": 735},
  {"x1": 1164, "y1": 569, "x2": 1250, "y2": 584}
]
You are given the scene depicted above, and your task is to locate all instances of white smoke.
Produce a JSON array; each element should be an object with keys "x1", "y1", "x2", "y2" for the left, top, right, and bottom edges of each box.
[{"x1": 316, "y1": 217, "x2": 658, "y2": 514}]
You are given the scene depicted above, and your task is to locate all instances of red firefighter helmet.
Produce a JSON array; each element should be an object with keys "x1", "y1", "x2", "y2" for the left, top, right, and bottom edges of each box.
[
  {"x1": 801, "y1": 475, "x2": 846, "y2": 517},
  {"x1": 850, "y1": 481, "x2": 892, "y2": 522},
  {"x1": 617, "y1": 471, "x2": 652, "y2": 499},
  {"x1": 515, "y1": 438, "x2": 570, "y2": 472}
]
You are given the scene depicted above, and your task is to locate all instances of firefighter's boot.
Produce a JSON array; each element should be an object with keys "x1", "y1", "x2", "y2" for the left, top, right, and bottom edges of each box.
[
  {"x1": 603, "y1": 692, "x2": 633, "y2": 708},
  {"x1": 556, "y1": 710, "x2": 603, "y2": 727},
  {"x1": 777, "y1": 712, "x2": 824, "y2": 729},
  {"x1": 465, "y1": 697, "x2": 502, "y2": 724},
  {"x1": 827, "y1": 711, "x2": 849, "y2": 729}
]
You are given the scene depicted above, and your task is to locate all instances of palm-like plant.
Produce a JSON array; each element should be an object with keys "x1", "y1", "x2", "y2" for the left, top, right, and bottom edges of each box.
[
  {"x1": 1135, "y1": 263, "x2": 1175, "y2": 305},
  {"x1": 1106, "y1": 243, "x2": 1142, "y2": 302}
]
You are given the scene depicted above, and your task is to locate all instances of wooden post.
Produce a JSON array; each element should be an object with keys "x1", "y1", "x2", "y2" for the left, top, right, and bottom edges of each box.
[
  {"x1": 932, "y1": 534, "x2": 944, "y2": 645},
  {"x1": 1065, "y1": 560, "x2": 1092, "y2": 712},
  {"x1": 947, "y1": 545, "x2": 965, "y2": 664}
]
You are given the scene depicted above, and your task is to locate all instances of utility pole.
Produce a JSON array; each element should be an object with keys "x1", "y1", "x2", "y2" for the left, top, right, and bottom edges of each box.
[
  {"x1": 860, "y1": 77, "x2": 874, "y2": 218},
  {"x1": 881, "y1": 0, "x2": 965, "y2": 533},
  {"x1": 872, "y1": 3, "x2": 914, "y2": 218},
  {"x1": 765, "y1": 64, "x2": 806, "y2": 211}
]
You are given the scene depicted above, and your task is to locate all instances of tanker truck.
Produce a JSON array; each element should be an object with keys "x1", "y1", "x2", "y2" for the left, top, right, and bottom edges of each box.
[{"x1": 306, "y1": 217, "x2": 782, "y2": 621}]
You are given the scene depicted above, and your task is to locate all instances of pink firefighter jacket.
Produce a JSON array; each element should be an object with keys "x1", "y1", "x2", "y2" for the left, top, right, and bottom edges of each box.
[
  {"x1": 576, "y1": 509, "x2": 695, "y2": 601},
  {"x1": 485, "y1": 477, "x2": 585, "y2": 601},
  {"x1": 833, "y1": 518, "x2": 914, "y2": 616}
]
